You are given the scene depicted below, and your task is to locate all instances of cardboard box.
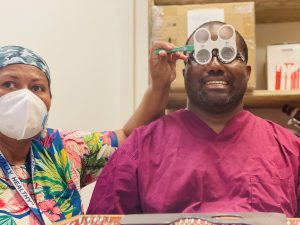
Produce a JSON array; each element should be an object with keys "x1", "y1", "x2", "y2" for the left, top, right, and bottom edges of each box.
[
  {"x1": 267, "y1": 43, "x2": 300, "y2": 91},
  {"x1": 151, "y1": 2, "x2": 256, "y2": 90}
]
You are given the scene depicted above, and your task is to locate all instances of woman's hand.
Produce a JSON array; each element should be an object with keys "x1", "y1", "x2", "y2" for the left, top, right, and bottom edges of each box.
[{"x1": 149, "y1": 41, "x2": 187, "y2": 90}]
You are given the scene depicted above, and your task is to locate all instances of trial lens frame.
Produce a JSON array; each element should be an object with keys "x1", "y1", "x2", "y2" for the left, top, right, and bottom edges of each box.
[
  {"x1": 192, "y1": 24, "x2": 241, "y2": 65},
  {"x1": 155, "y1": 24, "x2": 246, "y2": 65}
]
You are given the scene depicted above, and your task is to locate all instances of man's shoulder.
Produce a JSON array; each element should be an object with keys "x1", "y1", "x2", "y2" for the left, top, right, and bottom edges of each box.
[
  {"x1": 124, "y1": 109, "x2": 188, "y2": 145},
  {"x1": 246, "y1": 110, "x2": 300, "y2": 143},
  {"x1": 118, "y1": 109, "x2": 188, "y2": 160},
  {"x1": 137, "y1": 109, "x2": 187, "y2": 132}
]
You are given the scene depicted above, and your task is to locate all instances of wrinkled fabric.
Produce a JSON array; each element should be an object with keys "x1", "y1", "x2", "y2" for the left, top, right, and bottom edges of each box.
[
  {"x1": 88, "y1": 109, "x2": 300, "y2": 217},
  {"x1": 0, "y1": 128, "x2": 117, "y2": 224},
  {"x1": 0, "y1": 45, "x2": 50, "y2": 84}
]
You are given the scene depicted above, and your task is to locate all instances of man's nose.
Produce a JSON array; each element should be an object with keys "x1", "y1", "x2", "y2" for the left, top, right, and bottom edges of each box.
[
  {"x1": 211, "y1": 55, "x2": 221, "y2": 64},
  {"x1": 209, "y1": 56, "x2": 223, "y2": 70}
]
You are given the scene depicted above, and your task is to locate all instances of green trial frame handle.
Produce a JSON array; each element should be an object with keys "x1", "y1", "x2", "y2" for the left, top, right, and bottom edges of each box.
[{"x1": 154, "y1": 45, "x2": 194, "y2": 54}]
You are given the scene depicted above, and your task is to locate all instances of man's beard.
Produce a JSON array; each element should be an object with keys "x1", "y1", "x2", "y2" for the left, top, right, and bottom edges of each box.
[{"x1": 186, "y1": 81, "x2": 247, "y2": 114}]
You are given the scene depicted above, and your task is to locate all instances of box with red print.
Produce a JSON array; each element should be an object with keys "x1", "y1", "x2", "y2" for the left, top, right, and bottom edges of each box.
[{"x1": 267, "y1": 43, "x2": 300, "y2": 91}]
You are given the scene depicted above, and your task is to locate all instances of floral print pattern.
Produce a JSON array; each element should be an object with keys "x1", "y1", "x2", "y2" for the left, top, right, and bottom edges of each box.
[
  {"x1": 38, "y1": 200, "x2": 62, "y2": 221},
  {"x1": 0, "y1": 128, "x2": 117, "y2": 225}
]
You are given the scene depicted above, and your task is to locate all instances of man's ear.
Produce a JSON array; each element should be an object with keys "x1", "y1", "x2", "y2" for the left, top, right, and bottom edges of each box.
[{"x1": 246, "y1": 65, "x2": 251, "y2": 82}]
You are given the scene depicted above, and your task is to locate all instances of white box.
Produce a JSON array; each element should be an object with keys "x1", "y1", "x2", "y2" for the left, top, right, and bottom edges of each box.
[{"x1": 267, "y1": 43, "x2": 300, "y2": 91}]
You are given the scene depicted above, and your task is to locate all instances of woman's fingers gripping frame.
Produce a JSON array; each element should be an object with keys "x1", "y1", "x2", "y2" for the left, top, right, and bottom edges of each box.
[{"x1": 150, "y1": 41, "x2": 188, "y2": 63}]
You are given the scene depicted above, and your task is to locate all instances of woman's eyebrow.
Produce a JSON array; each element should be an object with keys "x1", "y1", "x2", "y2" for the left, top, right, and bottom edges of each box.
[
  {"x1": 31, "y1": 77, "x2": 46, "y2": 82},
  {"x1": 0, "y1": 74, "x2": 19, "y2": 79}
]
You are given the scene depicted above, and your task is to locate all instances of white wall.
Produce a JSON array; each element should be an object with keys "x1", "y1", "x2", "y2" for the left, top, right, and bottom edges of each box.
[
  {"x1": 0, "y1": 0, "x2": 135, "y2": 132},
  {"x1": 134, "y1": 0, "x2": 150, "y2": 106}
]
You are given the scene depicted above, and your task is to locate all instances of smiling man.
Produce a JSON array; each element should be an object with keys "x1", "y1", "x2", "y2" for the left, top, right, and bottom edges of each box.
[
  {"x1": 87, "y1": 21, "x2": 300, "y2": 217},
  {"x1": 183, "y1": 21, "x2": 250, "y2": 133}
]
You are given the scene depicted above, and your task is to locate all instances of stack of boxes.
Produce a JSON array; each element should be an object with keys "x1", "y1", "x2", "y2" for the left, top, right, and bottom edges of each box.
[{"x1": 150, "y1": 1, "x2": 256, "y2": 91}]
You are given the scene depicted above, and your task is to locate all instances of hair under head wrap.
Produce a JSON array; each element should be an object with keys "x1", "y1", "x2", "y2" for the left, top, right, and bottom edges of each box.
[{"x1": 0, "y1": 45, "x2": 51, "y2": 85}]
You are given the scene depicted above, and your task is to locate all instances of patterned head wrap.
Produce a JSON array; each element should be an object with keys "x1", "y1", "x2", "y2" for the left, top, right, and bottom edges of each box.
[{"x1": 0, "y1": 45, "x2": 51, "y2": 85}]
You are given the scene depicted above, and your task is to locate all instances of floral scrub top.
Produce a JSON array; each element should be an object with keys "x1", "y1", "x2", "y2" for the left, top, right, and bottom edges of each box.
[{"x1": 0, "y1": 128, "x2": 118, "y2": 225}]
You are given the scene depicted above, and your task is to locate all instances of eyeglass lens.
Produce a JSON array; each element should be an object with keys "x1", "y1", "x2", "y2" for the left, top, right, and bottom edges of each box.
[
  {"x1": 220, "y1": 47, "x2": 235, "y2": 61},
  {"x1": 194, "y1": 29, "x2": 210, "y2": 43},
  {"x1": 196, "y1": 49, "x2": 211, "y2": 64},
  {"x1": 218, "y1": 25, "x2": 234, "y2": 40}
]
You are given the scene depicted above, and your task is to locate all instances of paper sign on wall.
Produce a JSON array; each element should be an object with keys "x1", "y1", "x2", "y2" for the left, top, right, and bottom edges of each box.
[{"x1": 187, "y1": 9, "x2": 224, "y2": 37}]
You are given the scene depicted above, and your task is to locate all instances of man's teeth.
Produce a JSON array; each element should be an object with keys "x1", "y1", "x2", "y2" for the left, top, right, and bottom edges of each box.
[{"x1": 206, "y1": 81, "x2": 228, "y2": 85}]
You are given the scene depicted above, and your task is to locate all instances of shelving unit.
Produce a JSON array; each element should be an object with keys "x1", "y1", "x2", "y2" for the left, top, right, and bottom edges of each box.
[
  {"x1": 152, "y1": 0, "x2": 300, "y2": 111},
  {"x1": 167, "y1": 89, "x2": 300, "y2": 109},
  {"x1": 154, "y1": 0, "x2": 300, "y2": 24}
]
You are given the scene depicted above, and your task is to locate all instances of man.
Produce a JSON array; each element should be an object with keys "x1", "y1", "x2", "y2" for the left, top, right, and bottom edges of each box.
[{"x1": 87, "y1": 21, "x2": 300, "y2": 217}]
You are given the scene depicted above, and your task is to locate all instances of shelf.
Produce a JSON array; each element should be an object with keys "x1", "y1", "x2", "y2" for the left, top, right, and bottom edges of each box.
[
  {"x1": 167, "y1": 89, "x2": 300, "y2": 109},
  {"x1": 153, "y1": 0, "x2": 300, "y2": 23}
]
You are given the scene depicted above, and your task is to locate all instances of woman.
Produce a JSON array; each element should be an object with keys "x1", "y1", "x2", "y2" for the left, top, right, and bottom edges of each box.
[{"x1": 0, "y1": 44, "x2": 186, "y2": 224}]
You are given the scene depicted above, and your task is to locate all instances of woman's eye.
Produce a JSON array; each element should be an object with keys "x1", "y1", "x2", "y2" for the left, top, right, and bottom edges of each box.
[
  {"x1": 31, "y1": 86, "x2": 43, "y2": 92},
  {"x1": 2, "y1": 81, "x2": 16, "y2": 89}
]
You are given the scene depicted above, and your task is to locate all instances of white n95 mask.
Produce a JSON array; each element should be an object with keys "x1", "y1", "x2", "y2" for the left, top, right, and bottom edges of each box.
[{"x1": 0, "y1": 89, "x2": 48, "y2": 140}]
